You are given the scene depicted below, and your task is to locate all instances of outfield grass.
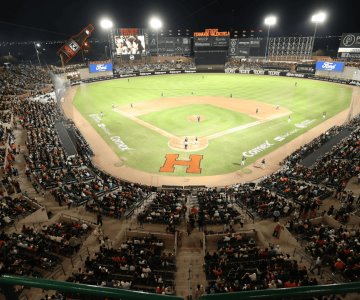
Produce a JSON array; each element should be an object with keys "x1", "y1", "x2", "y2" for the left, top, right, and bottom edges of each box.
[
  {"x1": 139, "y1": 104, "x2": 257, "y2": 137},
  {"x1": 74, "y1": 74, "x2": 352, "y2": 176}
]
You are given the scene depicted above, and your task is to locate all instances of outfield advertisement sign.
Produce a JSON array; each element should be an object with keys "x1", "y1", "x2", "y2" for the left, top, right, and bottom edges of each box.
[
  {"x1": 315, "y1": 61, "x2": 344, "y2": 72},
  {"x1": 338, "y1": 33, "x2": 360, "y2": 53},
  {"x1": 89, "y1": 63, "x2": 113, "y2": 73},
  {"x1": 71, "y1": 67, "x2": 360, "y2": 88}
]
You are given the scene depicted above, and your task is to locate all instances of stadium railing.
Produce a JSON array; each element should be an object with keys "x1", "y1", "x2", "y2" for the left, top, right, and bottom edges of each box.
[{"x1": 1, "y1": 275, "x2": 360, "y2": 300}]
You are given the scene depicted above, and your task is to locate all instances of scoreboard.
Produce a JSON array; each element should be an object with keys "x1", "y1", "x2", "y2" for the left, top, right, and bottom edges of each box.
[
  {"x1": 194, "y1": 36, "x2": 229, "y2": 49},
  {"x1": 228, "y1": 38, "x2": 266, "y2": 58},
  {"x1": 146, "y1": 35, "x2": 191, "y2": 55}
]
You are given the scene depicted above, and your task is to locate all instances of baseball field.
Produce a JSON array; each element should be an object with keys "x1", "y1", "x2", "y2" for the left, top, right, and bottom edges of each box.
[{"x1": 72, "y1": 73, "x2": 352, "y2": 178}]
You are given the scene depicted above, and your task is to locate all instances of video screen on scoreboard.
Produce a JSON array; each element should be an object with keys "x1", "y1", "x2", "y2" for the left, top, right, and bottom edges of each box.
[{"x1": 115, "y1": 35, "x2": 146, "y2": 55}]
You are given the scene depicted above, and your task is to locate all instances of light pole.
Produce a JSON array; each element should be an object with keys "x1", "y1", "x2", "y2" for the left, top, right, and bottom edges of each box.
[
  {"x1": 100, "y1": 18, "x2": 114, "y2": 61},
  {"x1": 264, "y1": 16, "x2": 277, "y2": 61},
  {"x1": 34, "y1": 42, "x2": 41, "y2": 67},
  {"x1": 149, "y1": 17, "x2": 162, "y2": 56},
  {"x1": 311, "y1": 11, "x2": 326, "y2": 56}
]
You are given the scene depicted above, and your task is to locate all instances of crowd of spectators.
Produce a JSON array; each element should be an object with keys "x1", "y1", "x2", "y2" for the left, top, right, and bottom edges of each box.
[
  {"x1": 115, "y1": 60, "x2": 195, "y2": 74},
  {"x1": 225, "y1": 59, "x2": 296, "y2": 71},
  {"x1": 137, "y1": 190, "x2": 185, "y2": 228},
  {"x1": 0, "y1": 195, "x2": 36, "y2": 229},
  {"x1": 86, "y1": 182, "x2": 150, "y2": 219},
  {"x1": 290, "y1": 220, "x2": 360, "y2": 281},
  {"x1": 0, "y1": 221, "x2": 91, "y2": 278},
  {"x1": 195, "y1": 189, "x2": 242, "y2": 227},
  {"x1": 205, "y1": 233, "x2": 318, "y2": 293},
  {"x1": 0, "y1": 65, "x2": 52, "y2": 96},
  {"x1": 67, "y1": 235, "x2": 176, "y2": 294}
]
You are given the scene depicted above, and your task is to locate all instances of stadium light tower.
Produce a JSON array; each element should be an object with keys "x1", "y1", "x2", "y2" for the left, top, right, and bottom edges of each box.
[
  {"x1": 311, "y1": 11, "x2": 326, "y2": 56},
  {"x1": 149, "y1": 17, "x2": 162, "y2": 56},
  {"x1": 34, "y1": 42, "x2": 42, "y2": 67},
  {"x1": 100, "y1": 18, "x2": 113, "y2": 60},
  {"x1": 264, "y1": 16, "x2": 277, "y2": 60}
]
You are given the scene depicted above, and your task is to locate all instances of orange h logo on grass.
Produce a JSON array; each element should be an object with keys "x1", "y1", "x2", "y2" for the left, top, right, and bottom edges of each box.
[{"x1": 160, "y1": 154, "x2": 203, "y2": 173}]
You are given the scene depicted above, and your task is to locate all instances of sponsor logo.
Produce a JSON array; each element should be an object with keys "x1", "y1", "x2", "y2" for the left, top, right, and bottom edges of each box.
[
  {"x1": 349, "y1": 81, "x2": 360, "y2": 86},
  {"x1": 154, "y1": 71, "x2": 167, "y2": 75},
  {"x1": 253, "y1": 70, "x2": 265, "y2": 75},
  {"x1": 89, "y1": 63, "x2": 113, "y2": 73},
  {"x1": 139, "y1": 72, "x2": 152, "y2": 76},
  {"x1": 110, "y1": 136, "x2": 131, "y2": 151},
  {"x1": 238, "y1": 70, "x2": 251, "y2": 74},
  {"x1": 97, "y1": 123, "x2": 111, "y2": 135},
  {"x1": 96, "y1": 64, "x2": 108, "y2": 71},
  {"x1": 286, "y1": 73, "x2": 305, "y2": 78},
  {"x1": 159, "y1": 154, "x2": 203, "y2": 173},
  {"x1": 242, "y1": 140, "x2": 274, "y2": 158},
  {"x1": 274, "y1": 129, "x2": 299, "y2": 142},
  {"x1": 316, "y1": 61, "x2": 344, "y2": 72},
  {"x1": 295, "y1": 119, "x2": 316, "y2": 129},
  {"x1": 322, "y1": 62, "x2": 336, "y2": 70},
  {"x1": 169, "y1": 70, "x2": 182, "y2": 74},
  {"x1": 268, "y1": 71, "x2": 280, "y2": 76},
  {"x1": 119, "y1": 73, "x2": 137, "y2": 78},
  {"x1": 225, "y1": 69, "x2": 236, "y2": 73},
  {"x1": 89, "y1": 113, "x2": 132, "y2": 151},
  {"x1": 343, "y1": 34, "x2": 356, "y2": 47},
  {"x1": 184, "y1": 70, "x2": 196, "y2": 73}
]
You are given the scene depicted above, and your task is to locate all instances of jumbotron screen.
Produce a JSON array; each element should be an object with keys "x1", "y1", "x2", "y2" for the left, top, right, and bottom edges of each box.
[{"x1": 115, "y1": 35, "x2": 146, "y2": 55}]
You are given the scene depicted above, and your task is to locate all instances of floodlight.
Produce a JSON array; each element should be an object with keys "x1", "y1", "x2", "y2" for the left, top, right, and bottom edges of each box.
[
  {"x1": 100, "y1": 19, "x2": 113, "y2": 30},
  {"x1": 264, "y1": 16, "x2": 277, "y2": 26},
  {"x1": 311, "y1": 12, "x2": 326, "y2": 23},
  {"x1": 36, "y1": 43, "x2": 41, "y2": 47},
  {"x1": 150, "y1": 17, "x2": 162, "y2": 30}
]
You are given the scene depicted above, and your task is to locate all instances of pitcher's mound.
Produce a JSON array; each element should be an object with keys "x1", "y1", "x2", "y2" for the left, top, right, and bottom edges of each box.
[
  {"x1": 187, "y1": 115, "x2": 206, "y2": 122},
  {"x1": 168, "y1": 136, "x2": 208, "y2": 152}
]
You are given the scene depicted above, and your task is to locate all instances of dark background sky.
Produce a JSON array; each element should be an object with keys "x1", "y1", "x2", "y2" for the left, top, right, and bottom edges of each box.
[{"x1": 0, "y1": 0, "x2": 359, "y2": 41}]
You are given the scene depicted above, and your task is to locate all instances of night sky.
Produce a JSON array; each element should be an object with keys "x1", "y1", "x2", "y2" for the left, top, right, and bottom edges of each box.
[{"x1": 0, "y1": 0, "x2": 359, "y2": 41}]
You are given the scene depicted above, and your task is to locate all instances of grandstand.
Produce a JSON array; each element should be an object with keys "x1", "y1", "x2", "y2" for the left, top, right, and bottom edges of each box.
[{"x1": 1, "y1": 10, "x2": 360, "y2": 300}]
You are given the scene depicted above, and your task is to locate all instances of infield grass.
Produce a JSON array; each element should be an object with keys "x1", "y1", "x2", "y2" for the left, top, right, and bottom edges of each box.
[
  {"x1": 139, "y1": 104, "x2": 257, "y2": 137},
  {"x1": 73, "y1": 74, "x2": 352, "y2": 176}
]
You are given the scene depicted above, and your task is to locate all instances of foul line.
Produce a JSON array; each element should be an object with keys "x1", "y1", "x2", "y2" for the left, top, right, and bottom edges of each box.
[
  {"x1": 207, "y1": 112, "x2": 290, "y2": 140},
  {"x1": 115, "y1": 109, "x2": 176, "y2": 139}
]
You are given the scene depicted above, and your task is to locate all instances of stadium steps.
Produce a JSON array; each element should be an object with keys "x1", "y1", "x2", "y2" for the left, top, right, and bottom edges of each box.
[{"x1": 175, "y1": 229, "x2": 206, "y2": 298}]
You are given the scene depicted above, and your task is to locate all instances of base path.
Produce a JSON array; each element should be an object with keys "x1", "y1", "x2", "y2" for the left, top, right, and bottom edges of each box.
[{"x1": 62, "y1": 85, "x2": 360, "y2": 187}]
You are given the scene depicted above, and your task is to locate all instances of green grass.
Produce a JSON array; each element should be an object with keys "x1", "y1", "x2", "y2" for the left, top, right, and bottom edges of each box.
[
  {"x1": 73, "y1": 74, "x2": 352, "y2": 176},
  {"x1": 139, "y1": 104, "x2": 256, "y2": 137}
]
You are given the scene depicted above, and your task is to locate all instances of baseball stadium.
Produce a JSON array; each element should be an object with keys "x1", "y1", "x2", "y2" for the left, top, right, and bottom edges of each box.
[{"x1": 1, "y1": 2, "x2": 360, "y2": 300}]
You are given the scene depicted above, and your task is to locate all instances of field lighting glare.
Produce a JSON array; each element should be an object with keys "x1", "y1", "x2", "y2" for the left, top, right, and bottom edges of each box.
[
  {"x1": 264, "y1": 16, "x2": 277, "y2": 60},
  {"x1": 36, "y1": 43, "x2": 41, "y2": 47},
  {"x1": 100, "y1": 18, "x2": 113, "y2": 30},
  {"x1": 264, "y1": 16, "x2": 277, "y2": 26},
  {"x1": 311, "y1": 12, "x2": 326, "y2": 23},
  {"x1": 150, "y1": 17, "x2": 162, "y2": 30}
]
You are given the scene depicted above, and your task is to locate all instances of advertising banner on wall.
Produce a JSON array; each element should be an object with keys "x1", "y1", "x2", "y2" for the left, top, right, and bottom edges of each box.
[
  {"x1": 338, "y1": 33, "x2": 360, "y2": 53},
  {"x1": 89, "y1": 62, "x2": 113, "y2": 73},
  {"x1": 315, "y1": 61, "x2": 345, "y2": 72}
]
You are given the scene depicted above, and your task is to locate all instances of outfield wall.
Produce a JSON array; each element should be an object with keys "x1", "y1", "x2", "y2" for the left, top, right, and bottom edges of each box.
[
  {"x1": 316, "y1": 66, "x2": 360, "y2": 81},
  {"x1": 71, "y1": 68, "x2": 360, "y2": 88}
]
